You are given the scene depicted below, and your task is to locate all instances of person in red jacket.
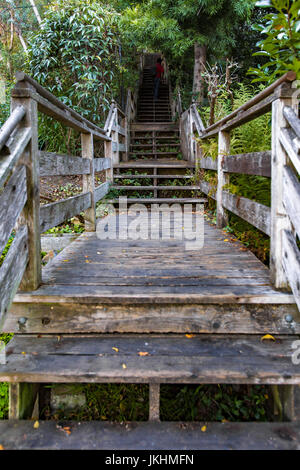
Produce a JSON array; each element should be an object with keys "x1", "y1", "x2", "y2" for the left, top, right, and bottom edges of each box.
[{"x1": 154, "y1": 58, "x2": 164, "y2": 100}]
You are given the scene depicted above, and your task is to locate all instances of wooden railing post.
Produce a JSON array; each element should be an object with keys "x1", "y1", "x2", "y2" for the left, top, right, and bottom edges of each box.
[
  {"x1": 11, "y1": 81, "x2": 41, "y2": 290},
  {"x1": 216, "y1": 130, "x2": 230, "y2": 228},
  {"x1": 81, "y1": 132, "x2": 96, "y2": 231},
  {"x1": 104, "y1": 140, "x2": 113, "y2": 183},
  {"x1": 270, "y1": 84, "x2": 298, "y2": 288}
]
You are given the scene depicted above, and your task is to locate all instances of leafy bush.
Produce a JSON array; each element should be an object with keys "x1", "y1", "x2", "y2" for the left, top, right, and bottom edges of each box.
[{"x1": 249, "y1": 0, "x2": 300, "y2": 83}]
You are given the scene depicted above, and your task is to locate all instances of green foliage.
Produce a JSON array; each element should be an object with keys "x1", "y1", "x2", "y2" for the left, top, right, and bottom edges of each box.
[
  {"x1": 28, "y1": 0, "x2": 120, "y2": 125},
  {"x1": 0, "y1": 235, "x2": 14, "y2": 267},
  {"x1": 161, "y1": 384, "x2": 271, "y2": 422},
  {"x1": 199, "y1": 83, "x2": 272, "y2": 159},
  {"x1": 249, "y1": 0, "x2": 300, "y2": 83}
]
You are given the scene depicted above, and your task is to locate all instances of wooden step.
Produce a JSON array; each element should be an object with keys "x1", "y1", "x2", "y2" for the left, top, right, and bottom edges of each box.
[
  {"x1": 130, "y1": 144, "x2": 180, "y2": 148},
  {"x1": 111, "y1": 186, "x2": 201, "y2": 191},
  {"x1": 131, "y1": 124, "x2": 178, "y2": 132},
  {"x1": 114, "y1": 175, "x2": 193, "y2": 179},
  {"x1": 1, "y1": 334, "x2": 300, "y2": 384},
  {"x1": 115, "y1": 161, "x2": 195, "y2": 168},
  {"x1": 129, "y1": 152, "x2": 178, "y2": 156},
  {"x1": 0, "y1": 420, "x2": 300, "y2": 450},
  {"x1": 106, "y1": 197, "x2": 207, "y2": 204}
]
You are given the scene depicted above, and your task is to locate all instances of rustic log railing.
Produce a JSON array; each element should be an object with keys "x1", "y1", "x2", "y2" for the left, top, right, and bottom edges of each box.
[
  {"x1": 178, "y1": 71, "x2": 300, "y2": 309},
  {"x1": 0, "y1": 72, "x2": 132, "y2": 325}
]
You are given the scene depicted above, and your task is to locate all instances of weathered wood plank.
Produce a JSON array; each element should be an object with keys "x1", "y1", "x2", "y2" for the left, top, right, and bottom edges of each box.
[
  {"x1": 222, "y1": 191, "x2": 271, "y2": 235},
  {"x1": 40, "y1": 192, "x2": 91, "y2": 233},
  {"x1": 41, "y1": 234, "x2": 79, "y2": 252},
  {"x1": 39, "y1": 151, "x2": 90, "y2": 176},
  {"x1": 11, "y1": 91, "x2": 41, "y2": 290},
  {"x1": 1, "y1": 334, "x2": 300, "y2": 384},
  {"x1": 282, "y1": 230, "x2": 300, "y2": 311},
  {"x1": 6, "y1": 301, "x2": 298, "y2": 334},
  {"x1": 94, "y1": 157, "x2": 111, "y2": 172},
  {"x1": 223, "y1": 151, "x2": 271, "y2": 177},
  {"x1": 217, "y1": 130, "x2": 230, "y2": 228},
  {"x1": 199, "y1": 156, "x2": 217, "y2": 171},
  {"x1": 0, "y1": 420, "x2": 300, "y2": 450},
  {"x1": 283, "y1": 165, "x2": 300, "y2": 239},
  {"x1": 95, "y1": 181, "x2": 110, "y2": 203},
  {"x1": 270, "y1": 94, "x2": 298, "y2": 288},
  {"x1": 0, "y1": 127, "x2": 31, "y2": 189},
  {"x1": 0, "y1": 225, "x2": 28, "y2": 329},
  {"x1": 279, "y1": 127, "x2": 300, "y2": 175},
  {"x1": 0, "y1": 165, "x2": 27, "y2": 255},
  {"x1": 0, "y1": 105, "x2": 25, "y2": 152},
  {"x1": 283, "y1": 106, "x2": 300, "y2": 139},
  {"x1": 81, "y1": 132, "x2": 95, "y2": 231}
]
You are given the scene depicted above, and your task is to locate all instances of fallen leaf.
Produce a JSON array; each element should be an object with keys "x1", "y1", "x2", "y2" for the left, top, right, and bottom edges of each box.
[
  {"x1": 21, "y1": 351, "x2": 26, "y2": 355},
  {"x1": 221, "y1": 419, "x2": 228, "y2": 423},
  {"x1": 185, "y1": 334, "x2": 195, "y2": 338},
  {"x1": 112, "y1": 347, "x2": 119, "y2": 352},
  {"x1": 33, "y1": 421, "x2": 39, "y2": 429},
  {"x1": 261, "y1": 334, "x2": 276, "y2": 342},
  {"x1": 62, "y1": 259, "x2": 70, "y2": 262},
  {"x1": 122, "y1": 363, "x2": 127, "y2": 369},
  {"x1": 63, "y1": 426, "x2": 71, "y2": 435},
  {"x1": 0, "y1": 445, "x2": 4, "y2": 450},
  {"x1": 201, "y1": 425, "x2": 207, "y2": 432},
  {"x1": 138, "y1": 351, "x2": 149, "y2": 356},
  {"x1": 224, "y1": 239, "x2": 229, "y2": 242},
  {"x1": 85, "y1": 260, "x2": 91, "y2": 263}
]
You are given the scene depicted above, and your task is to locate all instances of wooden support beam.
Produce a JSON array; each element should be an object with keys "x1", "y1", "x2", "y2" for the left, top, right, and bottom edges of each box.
[
  {"x1": 9, "y1": 383, "x2": 39, "y2": 419},
  {"x1": 149, "y1": 384, "x2": 160, "y2": 422},
  {"x1": 216, "y1": 130, "x2": 230, "y2": 228},
  {"x1": 11, "y1": 83, "x2": 41, "y2": 290},
  {"x1": 81, "y1": 132, "x2": 96, "y2": 231},
  {"x1": 270, "y1": 85, "x2": 298, "y2": 288}
]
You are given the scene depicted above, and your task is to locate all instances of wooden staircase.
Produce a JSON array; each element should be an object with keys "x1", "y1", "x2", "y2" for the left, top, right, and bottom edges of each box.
[
  {"x1": 0, "y1": 65, "x2": 300, "y2": 450},
  {"x1": 108, "y1": 63, "x2": 206, "y2": 205}
]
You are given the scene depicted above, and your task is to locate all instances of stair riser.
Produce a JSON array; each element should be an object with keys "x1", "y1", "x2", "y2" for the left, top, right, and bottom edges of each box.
[{"x1": 5, "y1": 302, "x2": 299, "y2": 335}]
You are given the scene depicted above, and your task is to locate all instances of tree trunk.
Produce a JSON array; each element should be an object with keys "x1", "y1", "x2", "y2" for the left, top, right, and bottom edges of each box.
[{"x1": 193, "y1": 43, "x2": 207, "y2": 104}]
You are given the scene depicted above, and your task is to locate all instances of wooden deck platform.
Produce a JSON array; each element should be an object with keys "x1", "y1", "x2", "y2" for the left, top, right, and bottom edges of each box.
[{"x1": 4, "y1": 215, "x2": 298, "y2": 335}]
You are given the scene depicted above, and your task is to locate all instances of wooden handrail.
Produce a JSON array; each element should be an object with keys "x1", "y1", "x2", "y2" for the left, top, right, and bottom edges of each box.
[
  {"x1": 0, "y1": 105, "x2": 25, "y2": 152},
  {"x1": 201, "y1": 71, "x2": 296, "y2": 136},
  {"x1": 15, "y1": 72, "x2": 108, "y2": 137}
]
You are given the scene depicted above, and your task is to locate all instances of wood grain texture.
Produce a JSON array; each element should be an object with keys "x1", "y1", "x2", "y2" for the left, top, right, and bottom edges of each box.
[
  {"x1": 0, "y1": 127, "x2": 31, "y2": 190},
  {"x1": 282, "y1": 230, "x2": 300, "y2": 311},
  {"x1": 40, "y1": 192, "x2": 91, "y2": 233},
  {"x1": 222, "y1": 191, "x2": 271, "y2": 235},
  {"x1": 223, "y1": 151, "x2": 271, "y2": 177},
  {"x1": 0, "y1": 165, "x2": 27, "y2": 255},
  {"x1": 0, "y1": 225, "x2": 28, "y2": 329},
  {"x1": 0, "y1": 420, "x2": 300, "y2": 450},
  {"x1": 283, "y1": 165, "x2": 300, "y2": 239},
  {"x1": 0, "y1": 105, "x2": 25, "y2": 152},
  {"x1": 1, "y1": 333, "x2": 300, "y2": 384},
  {"x1": 5, "y1": 217, "x2": 298, "y2": 334},
  {"x1": 39, "y1": 151, "x2": 90, "y2": 176}
]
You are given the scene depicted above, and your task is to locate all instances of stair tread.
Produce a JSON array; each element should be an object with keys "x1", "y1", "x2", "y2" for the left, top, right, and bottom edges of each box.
[
  {"x1": 114, "y1": 175, "x2": 193, "y2": 179},
  {"x1": 111, "y1": 185, "x2": 201, "y2": 190},
  {"x1": 107, "y1": 197, "x2": 206, "y2": 203},
  {"x1": 1, "y1": 420, "x2": 300, "y2": 450},
  {"x1": 1, "y1": 334, "x2": 299, "y2": 384}
]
